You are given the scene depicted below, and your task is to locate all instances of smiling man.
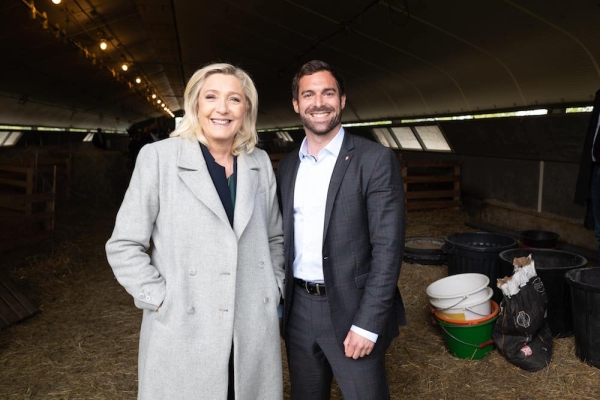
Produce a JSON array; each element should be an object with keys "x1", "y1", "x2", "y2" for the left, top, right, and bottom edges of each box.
[{"x1": 277, "y1": 60, "x2": 406, "y2": 400}]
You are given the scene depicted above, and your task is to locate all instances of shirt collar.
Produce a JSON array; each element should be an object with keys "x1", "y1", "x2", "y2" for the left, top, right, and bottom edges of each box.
[{"x1": 298, "y1": 127, "x2": 345, "y2": 161}]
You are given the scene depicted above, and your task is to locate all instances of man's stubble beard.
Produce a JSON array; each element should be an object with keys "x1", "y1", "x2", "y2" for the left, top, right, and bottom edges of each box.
[{"x1": 300, "y1": 107, "x2": 343, "y2": 136}]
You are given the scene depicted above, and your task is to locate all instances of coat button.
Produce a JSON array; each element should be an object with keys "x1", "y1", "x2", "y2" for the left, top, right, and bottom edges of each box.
[
  {"x1": 189, "y1": 269, "x2": 197, "y2": 276},
  {"x1": 138, "y1": 293, "x2": 145, "y2": 299},
  {"x1": 186, "y1": 307, "x2": 195, "y2": 314},
  {"x1": 146, "y1": 296, "x2": 151, "y2": 301},
  {"x1": 263, "y1": 297, "x2": 269, "y2": 304}
]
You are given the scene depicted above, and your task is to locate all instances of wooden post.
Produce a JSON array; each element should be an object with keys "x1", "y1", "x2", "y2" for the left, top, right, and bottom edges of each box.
[{"x1": 44, "y1": 166, "x2": 56, "y2": 231}]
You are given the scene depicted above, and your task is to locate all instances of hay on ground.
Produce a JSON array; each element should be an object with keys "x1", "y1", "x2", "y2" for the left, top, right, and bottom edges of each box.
[{"x1": 0, "y1": 205, "x2": 598, "y2": 399}]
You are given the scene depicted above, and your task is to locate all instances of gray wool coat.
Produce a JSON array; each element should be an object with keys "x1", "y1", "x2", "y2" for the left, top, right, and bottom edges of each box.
[{"x1": 106, "y1": 137, "x2": 285, "y2": 399}]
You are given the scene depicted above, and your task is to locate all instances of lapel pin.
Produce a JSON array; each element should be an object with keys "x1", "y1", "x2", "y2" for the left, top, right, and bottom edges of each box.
[{"x1": 345, "y1": 156, "x2": 349, "y2": 161}]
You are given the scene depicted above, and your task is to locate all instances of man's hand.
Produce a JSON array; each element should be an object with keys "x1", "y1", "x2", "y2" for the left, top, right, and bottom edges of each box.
[{"x1": 343, "y1": 330, "x2": 375, "y2": 359}]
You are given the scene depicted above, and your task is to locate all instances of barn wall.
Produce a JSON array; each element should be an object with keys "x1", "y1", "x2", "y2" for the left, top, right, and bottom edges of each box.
[
  {"x1": 0, "y1": 132, "x2": 131, "y2": 207},
  {"x1": 71, "y1": 150, "x2": 129, "y2": 206},
  {"x1": 399, "y1": 112, "x2": 594, "y2": 250},
  {"x1": 1, "y1": 113, "x2": 595, "y2": 250}
]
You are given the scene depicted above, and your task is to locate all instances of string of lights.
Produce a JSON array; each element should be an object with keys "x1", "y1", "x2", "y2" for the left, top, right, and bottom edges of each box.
[{"x1": 20, "y1": 0, "x2": 174, "y2": 118}]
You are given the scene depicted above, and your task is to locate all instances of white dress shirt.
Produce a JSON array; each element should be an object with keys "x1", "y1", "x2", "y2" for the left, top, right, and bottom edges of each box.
[
  {"x1": 293, "y1": 128, "x2": 378, "y2": 343},
  {"x1": 293, "y1": 130, "x2": 342, "y2": 283}
]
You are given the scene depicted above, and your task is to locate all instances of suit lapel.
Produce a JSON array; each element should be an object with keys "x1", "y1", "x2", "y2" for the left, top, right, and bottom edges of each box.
[
  {"x1": 177, "y1": 138, "x2": 230, "y2": 226},
  {"x1": 233, "y1": 152, "x2": 258, "y2": 239},
  {"x1": 323, "y1": 133, "x2": 355, "y2": 240}
]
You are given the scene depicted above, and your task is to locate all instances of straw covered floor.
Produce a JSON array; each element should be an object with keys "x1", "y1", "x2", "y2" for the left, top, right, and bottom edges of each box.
[{"x1": 0, "y1": 203, "x2": 598, "y2": 399}]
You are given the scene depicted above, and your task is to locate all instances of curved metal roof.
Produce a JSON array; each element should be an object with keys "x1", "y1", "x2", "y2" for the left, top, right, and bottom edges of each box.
[{"x1": 1, "y1": 0, "x2": 599, "y2": 131}]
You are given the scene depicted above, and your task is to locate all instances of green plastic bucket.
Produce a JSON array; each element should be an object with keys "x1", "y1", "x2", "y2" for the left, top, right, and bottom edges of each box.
[{"x1": 436, "y1": 314, "x2": 498, "y2": 359}]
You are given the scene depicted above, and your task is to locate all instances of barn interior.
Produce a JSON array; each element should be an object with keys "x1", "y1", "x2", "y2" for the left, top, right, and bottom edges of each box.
[{"x1": 1, "y1": 0, "x2": 600, "y2": 398}]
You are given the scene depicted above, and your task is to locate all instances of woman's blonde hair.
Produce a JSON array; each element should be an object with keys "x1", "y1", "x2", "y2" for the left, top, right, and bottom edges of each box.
[{"x1": 170, "y1": 63, "x2": 258, "y2": 155}]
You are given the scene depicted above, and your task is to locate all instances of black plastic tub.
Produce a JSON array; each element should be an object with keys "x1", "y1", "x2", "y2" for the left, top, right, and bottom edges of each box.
[
  {"x1": 520, "y1": 230, "x2": 559, "y2": 249},
  {"x1": 444, "y1": 232, "x2": 518, "y2": 304},
  {"x1": 565, "y1": 267, "x2": 600, "y2": 369},
  {"x1": 499, "y1": 248, "x2": 587, "y2": 338}
]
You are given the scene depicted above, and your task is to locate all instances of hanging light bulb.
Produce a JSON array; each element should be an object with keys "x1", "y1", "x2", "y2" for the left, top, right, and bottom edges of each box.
[
  {"x1": 99, "y1": 39, "x2": 108, "y2": 50},
  {"x1": 152, "y1": 94, "x2": 157, "y2": 99},
  {"x1": 52, "y1": 0, "x2": 62, "y2": 4},
  {"x1": 121, "y1": 63, "x2": 128, "y2": 71},
  {"x1": 135, "y1": 77, "x2": 141, "y2": 84},
  {"x1": 157, "y1": 100, "x2": 161, "y2": 104}
]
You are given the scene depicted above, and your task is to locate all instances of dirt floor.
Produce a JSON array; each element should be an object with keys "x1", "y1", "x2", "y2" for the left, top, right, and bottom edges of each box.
[{"x1": 0, "y1": 202, "x2": 599, "y2": 399}]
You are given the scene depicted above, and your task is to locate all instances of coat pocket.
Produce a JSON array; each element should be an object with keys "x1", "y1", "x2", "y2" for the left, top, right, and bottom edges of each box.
[{"x1": 354, "y1": 272, "x2": 369, "y2": 289}]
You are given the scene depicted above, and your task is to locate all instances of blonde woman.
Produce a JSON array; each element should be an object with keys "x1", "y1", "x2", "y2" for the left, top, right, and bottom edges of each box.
[{"x1": 106, "y1": 63, "x2": 284, "y2": 399}]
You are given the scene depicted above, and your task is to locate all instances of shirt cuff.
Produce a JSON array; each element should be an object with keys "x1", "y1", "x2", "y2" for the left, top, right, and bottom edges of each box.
[{"x1": 350, "y1": 325, "x2": 378, "y2": 343}]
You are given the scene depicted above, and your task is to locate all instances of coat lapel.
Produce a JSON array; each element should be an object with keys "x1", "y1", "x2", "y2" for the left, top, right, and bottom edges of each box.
[
  {"x1": 177, "y1": 138, "x2": 230, "y2": 226},
  {"x1": 323, "y1": 133, "x2": 355, "y2": 241},
  {"x1": 282, "y1": 154, "x2": 300, "y2": 235},
  {"x1": 233, "y1": 152, "x2": 258, "y2": 239}
]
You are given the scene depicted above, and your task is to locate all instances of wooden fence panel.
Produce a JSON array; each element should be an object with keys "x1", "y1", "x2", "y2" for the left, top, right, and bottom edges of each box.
[{"x1": 401, "y1": 160, "x2": 461, "y2": 211}]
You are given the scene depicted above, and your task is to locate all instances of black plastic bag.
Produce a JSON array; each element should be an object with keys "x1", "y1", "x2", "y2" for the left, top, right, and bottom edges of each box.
[{"x1": 493, "y1": 257, "x2": 553, "y2": 371}]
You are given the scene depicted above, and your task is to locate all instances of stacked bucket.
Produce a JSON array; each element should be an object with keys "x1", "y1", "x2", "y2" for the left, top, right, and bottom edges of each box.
[{"x1": 427, "y1": 273, "x2": 498, "y2": 359}]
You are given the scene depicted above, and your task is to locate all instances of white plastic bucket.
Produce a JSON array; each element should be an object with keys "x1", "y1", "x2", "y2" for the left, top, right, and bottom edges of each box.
[
  {"x1": 434, "y1": 287, "x2": 493, "y2": 321},
  {"x1": 426, "y1": 273, "x2": 490, "y2": 310}
]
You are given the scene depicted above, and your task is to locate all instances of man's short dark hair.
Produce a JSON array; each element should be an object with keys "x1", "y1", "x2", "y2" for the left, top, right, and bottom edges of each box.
[{"x1": 291, "y1": 60, "x2": 345, "y2": 100}]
